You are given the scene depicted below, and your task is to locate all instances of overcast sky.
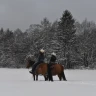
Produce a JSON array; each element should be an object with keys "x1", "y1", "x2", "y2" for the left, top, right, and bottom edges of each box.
[{"x1": 0, "y1": 0, "x2": 96, "y2": 31}]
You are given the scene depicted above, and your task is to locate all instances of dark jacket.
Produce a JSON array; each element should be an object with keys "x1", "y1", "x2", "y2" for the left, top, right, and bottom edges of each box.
[
  {"x1": 50, "y1": 55, "x2": 56, "y2": 63},
  {"x1": 37, "y1": 53, "x2": 45, "y2": 62}
]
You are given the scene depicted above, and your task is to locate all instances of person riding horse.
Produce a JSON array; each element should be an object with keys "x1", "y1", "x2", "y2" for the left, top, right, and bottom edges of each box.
[
  {"x1": 29, "y1": 49, "x2": 45, "y2": 74},
  {"x1": 48, "y1": 52, "x2": 57, "y2": 81}
]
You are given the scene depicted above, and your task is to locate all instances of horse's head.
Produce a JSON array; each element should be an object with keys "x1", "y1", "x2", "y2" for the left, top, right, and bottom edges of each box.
[
  {"x1": 25, "y1": 54, "x2": 35, "y2": 69},
  {"x1": 26, "y1": 60, "x2": 35, "y2": 68}
]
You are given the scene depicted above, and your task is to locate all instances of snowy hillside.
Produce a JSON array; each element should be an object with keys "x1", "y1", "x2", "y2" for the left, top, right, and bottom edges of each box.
[{"x1": 0, "y1": 68, "x2": 96, "y2": 96}]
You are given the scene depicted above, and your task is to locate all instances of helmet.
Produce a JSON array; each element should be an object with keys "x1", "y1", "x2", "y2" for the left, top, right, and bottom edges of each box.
[
  {"x1": 40, "y1": 49, "x2": 45, "y2": 53},
  {"x1": 51, "y1": 52, "x2": 56, "y2": 56}
]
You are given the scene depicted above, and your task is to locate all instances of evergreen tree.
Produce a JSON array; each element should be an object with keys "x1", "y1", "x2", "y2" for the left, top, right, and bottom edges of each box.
[
  {"x1": 58, "y1": 10, "x2": 76, "y2": 68},
  {"x1": 0, "y1": 28, "x2": 4, "y2": 34}
]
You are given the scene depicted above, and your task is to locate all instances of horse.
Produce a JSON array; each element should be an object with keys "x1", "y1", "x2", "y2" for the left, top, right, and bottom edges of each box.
[{"x1": 26, "y1": 57, "x2": 67, "y2": 81}]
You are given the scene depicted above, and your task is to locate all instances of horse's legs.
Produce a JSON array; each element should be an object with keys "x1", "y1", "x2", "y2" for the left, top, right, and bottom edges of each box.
[
  {"x1": 44, "y1": 75, "x2": 46, "y2": 81},
  {"x1": 47, "y1": 66, "x2": 53, "y2": 81},
  {"x1": 33, "y1": 74, "x2": 35, "y2": 81},
  {"x1": 36, "y1": 74, "x2": 38, "y2": 81},
  {"x1": 46, "y1": 75, "x2": 49, "y2": 81},
  {"x1": 62, "y1": 71, "x2": 67, "y2": 81},
  {"x1": 58, "y1": 74, "x2": 62, "y2": 81},
  {"x1": 44, "y1": 75, "x2": 48, "y2": 81}
]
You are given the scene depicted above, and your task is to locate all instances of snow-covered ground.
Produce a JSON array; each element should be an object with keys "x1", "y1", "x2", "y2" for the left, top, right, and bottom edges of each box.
[{"x1": 0, "y1": 68, "x2": 96, "y2": 96}]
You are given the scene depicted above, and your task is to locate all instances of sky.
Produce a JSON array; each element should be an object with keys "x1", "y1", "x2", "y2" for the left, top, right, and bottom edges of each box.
[{"x1": 0, "y1": 0, "x2": 96, "y2": 31}]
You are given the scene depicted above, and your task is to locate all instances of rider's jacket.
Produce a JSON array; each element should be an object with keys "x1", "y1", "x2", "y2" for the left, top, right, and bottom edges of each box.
[
  {"x1": 37, "y1": 53, "x2": 45, "y2": 62},
  {"x1": 49, "y1": 55, "x2": 56, "y2": 64}
]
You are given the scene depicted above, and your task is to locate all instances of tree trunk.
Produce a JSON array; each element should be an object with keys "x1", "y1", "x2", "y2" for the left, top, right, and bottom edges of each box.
[
  {"x1": 66, "y1": 52, "x2": 71, "y2": 69},
  {"x1": 84, "y1": 52, "x2": 88, "y2": 67}
]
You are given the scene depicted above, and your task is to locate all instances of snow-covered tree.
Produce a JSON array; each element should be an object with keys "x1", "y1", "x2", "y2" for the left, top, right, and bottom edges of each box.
[{"x1": 58, "y1": 10, "x2": 76, "y2": 68}]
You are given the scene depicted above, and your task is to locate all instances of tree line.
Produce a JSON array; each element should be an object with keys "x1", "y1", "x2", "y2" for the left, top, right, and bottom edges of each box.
[{"x1": 0, "y1": 10, "x2": 96, "y2": 69}]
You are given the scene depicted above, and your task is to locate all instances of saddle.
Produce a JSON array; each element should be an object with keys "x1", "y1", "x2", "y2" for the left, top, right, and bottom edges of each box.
[
  {"x1": 35, "y1": 62, "x2": 45, "y2": 70},
  {"x1": 49, "y1": 62, "x2": 56, "y2": 69}
]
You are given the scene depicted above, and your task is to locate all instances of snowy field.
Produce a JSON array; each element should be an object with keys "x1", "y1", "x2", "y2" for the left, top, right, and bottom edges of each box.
[{"x1": 0, "y1": 68, "x2": 96, "y2": 96}]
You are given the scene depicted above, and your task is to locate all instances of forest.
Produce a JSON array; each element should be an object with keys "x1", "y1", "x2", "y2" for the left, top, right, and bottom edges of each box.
[{"x1": 0, "y1": 10, "x2": 96, "y2": 69}]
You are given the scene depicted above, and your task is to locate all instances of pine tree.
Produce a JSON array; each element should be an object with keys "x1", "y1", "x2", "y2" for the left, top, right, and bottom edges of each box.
[{"x1": 58, "y1": 10, "x2": 76, "y2": 68}]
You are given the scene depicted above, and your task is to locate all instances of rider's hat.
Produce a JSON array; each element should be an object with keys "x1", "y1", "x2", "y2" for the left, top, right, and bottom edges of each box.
[
  {"x1": 51, "y1": 52, "x2": 56, "y2": 56},
  {"x1": 40, "y1": 49, "x2": 45, "y2": 53}
]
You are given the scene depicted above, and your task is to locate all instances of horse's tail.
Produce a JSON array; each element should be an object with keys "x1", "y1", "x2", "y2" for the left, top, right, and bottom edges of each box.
[
  {"x1": 60, "y1": 65, "x2": 67, "y2": 81},
  {"x1": 61, "y1": 71, "x2": 67, "y2": 81}
]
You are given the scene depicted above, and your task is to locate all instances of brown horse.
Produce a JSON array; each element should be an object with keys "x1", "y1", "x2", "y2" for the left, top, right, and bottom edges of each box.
[{"x1": 26, "y1": 59, "x2": 67, "y2": 81}]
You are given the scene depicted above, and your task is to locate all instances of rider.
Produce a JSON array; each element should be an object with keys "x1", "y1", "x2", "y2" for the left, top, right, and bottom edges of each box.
[
  {"x1": 29, "y1": 49, "x2": 45, "y2": 74},
  {"x1": 48, "y1": 52, "x2": 57, "y2": 81}
]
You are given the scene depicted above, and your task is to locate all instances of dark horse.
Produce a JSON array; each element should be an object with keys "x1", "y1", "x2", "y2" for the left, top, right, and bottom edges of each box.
[{"x1": 26, "y1": 56, "x2": 67, "y2": 81}]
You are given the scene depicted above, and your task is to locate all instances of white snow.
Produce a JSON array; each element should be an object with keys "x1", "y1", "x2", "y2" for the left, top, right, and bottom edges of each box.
[{"x1": 0, "y1": 68, "x2": 96, "y2": 96}]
